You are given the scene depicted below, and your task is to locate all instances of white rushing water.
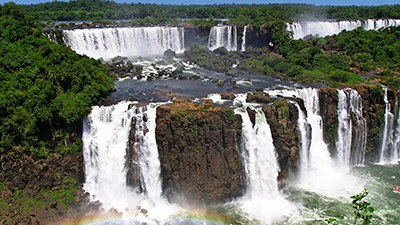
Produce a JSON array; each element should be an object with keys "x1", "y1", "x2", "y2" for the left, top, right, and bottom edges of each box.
[
  {"x1": 336, "y1": 89, "x2": 353, "y2": 168},
  {"x1": 233, "y1": 94, "x2": 296, "y2": 223},
  {"x1": 82, "y1": 101, "x2": 177, "y2": 223},
  {"x1": 208, "y1": 25, "x2": 237, "y2": 51},
  {"x1": 241, "y1": 25, "x2": 247, "y2": 51},
  {"x1": 379, "y1": 87, "x2": 396, "y2": 164},
  {"x1": 266, "y1": 88, "x2": 363, "y2": 197},
  {"x1": 336, "y1": 88, "x2": 366, "y2": 167},
  {"x1": 63, "y1": 27, "x2": 185, "y2": 59},
  {"x1": 392, "y1": 103, "x2": 400, "y2": 162},
  {"x1": 289, "y1": 100, "x2": 311, "y2": 182},
  {"x1": 348, "y1": 89, "x2": 367, "y2": 166},
  {"x1": 287, "y1": 19, "x2": 400, "y2": 39}
]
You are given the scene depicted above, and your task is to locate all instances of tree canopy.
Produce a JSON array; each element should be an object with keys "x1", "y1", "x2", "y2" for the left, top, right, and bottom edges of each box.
[
  {"x1": 19, "y1": 0, "x2": 400, "y2": 25},
  {"x1": 0, "y1": 3, "x2": 115, "y2": 158}
]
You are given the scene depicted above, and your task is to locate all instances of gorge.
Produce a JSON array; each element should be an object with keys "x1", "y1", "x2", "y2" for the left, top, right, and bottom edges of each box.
[
  {"x1": 60, "y1": 20, "x2": 400, "y2": 224},
  {"x1": 2, "y1": 11, "x2": 400, "y2": 225}
]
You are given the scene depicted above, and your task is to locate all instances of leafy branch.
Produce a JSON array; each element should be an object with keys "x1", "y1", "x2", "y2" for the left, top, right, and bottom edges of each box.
[{"x1": 327, "y1": 188, "x2": 374, "y2": 225}]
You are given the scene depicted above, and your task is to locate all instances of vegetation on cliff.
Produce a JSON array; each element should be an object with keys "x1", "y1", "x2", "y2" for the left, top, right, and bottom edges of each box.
[{"x1": 0, "y1": 3, "x2": 114, "y2": 224}]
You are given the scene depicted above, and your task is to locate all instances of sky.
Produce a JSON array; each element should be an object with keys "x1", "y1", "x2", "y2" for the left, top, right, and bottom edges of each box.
[{"x1": 1, "y1": 0, "x2": 399, "y2": 6}]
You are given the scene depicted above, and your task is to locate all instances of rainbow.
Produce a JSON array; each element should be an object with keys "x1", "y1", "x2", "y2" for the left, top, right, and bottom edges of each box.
[{"x1": 54, "y1": 208, "x2": 243, "y2": 225}]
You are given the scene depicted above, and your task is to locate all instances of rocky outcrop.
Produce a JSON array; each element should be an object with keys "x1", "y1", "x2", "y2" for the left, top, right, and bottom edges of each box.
[
  {"x1": 319, "y1": 87, "x2": 339, "y2": 157},
  {"x1": 319, "y1": 84, "x2": 390, "y2": 163},
  {"x1": 262, "y1": 98, "x2": 301, "y2": 179},
  {"x1": 352, "y1": 84, "x2": 388, "y2": 161},
  {"x1": 0, "y1": 153, "x2": 83, "y2": 225},
  {"x1": 155, "y1": 99, "x2": 245, "y2": 205}
]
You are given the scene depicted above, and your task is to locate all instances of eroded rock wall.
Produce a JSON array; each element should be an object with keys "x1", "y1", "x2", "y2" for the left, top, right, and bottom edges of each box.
[{"x1": 155, "y1": 100, "x2": 245, "y2": 205}]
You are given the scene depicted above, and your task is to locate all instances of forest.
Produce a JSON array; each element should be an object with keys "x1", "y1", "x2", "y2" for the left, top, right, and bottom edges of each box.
[
  {"x1": 22, "y1": 0, "x2": 400, "y2": 26},
  {"x1": 0, "y1": 3, "x2": 114, "y2": 158}
]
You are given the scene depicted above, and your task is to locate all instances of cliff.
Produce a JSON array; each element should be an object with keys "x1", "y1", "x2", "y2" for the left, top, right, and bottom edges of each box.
[{"x1": 154, "y1": 99, "x2": 245, "y2": 205}]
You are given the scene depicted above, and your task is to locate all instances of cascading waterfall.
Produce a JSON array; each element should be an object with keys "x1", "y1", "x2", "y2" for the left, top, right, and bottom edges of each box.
[
  {"x1": 287, "y1": 89, "x2": 334, "y2": 184},
  {"x1": 287, "y1": 19, "x2": 400, "y2": 39},
  {"x1": 82, "y1": 101, "x2": 176, "y2": 222},
  {"x1": 379, "y1": 87, "x2": 395, "y2": 163},
  {"x1": 266, "y1": 88, "x2": 362, "y2": 197},
  {"x1": 233, "y1": 94, "x2": 296, "y2": 223},
  {"x1": 131, "y1": 105, "x2": 165, "y2": 206},
  {"x1": 392, "y1": 102, "x2": 400, "y2": 162},
  {"x1": 63, "y1": 27, "x2": 185, "y2": 59},
  {"x1": 82, "y1": 101, "x2": 137, "y2": 212},
  {"x1": 348, "y1": 89, "x2": 367, "y2": 165},
  {"x1": 289, "y1": 100, "x2": 311, "y2": 181},
  {"x1": 241, "y1": 25, "x2": 247, "y2": 51},
  {"x1": 336, "y1": 89, "x2": 353, "y2": 167},
  {"x1": 208, "y1": 25, "x2": 237, "y2": 51},
  {"x1": 336, "y1": 88, "x2": 367, "y2": 167}
]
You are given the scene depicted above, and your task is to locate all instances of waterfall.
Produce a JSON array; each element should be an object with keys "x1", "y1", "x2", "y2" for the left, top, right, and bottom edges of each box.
[
  {"x1": 392, "y1": 102, "x2": 400, "y2": 162},
  {"x1": 336, "y1": 89, "x2": 366, "y2": 167},
  {"x1": 82, "y1": 101, "x2": 175, "y2": 220},
  {"x1": 63, "y1": 27, "x2": 185, "y2": 59},
  {"x1": 287, "y1": 19, "x2": 400, "y2": 39},
  {"x1": 379, "y1": 87, "x2": 395, "y2": 163},
  {"x1": 82, "y1": 101, "x2": 136, "y2": 212},
  {"x1": 208, "y1": 25, "x2": 237, "y2": 51},
  {"x1": 289, "y1": 100, "x2": 311, "y2": 181},
  {"x1": 241, "y1": 25, "x2": 247, "y2": 51},
  {"x1": 131, "y1": 104, "x2": 165, "y2": 206},
  {"x1": 233, "y1": 94, "x2": 296, "y2": 223},
  {"x1": 348, "y1": 89, "x2": 367, "y2": 165},
  {"x1": 336, "y1": 89, "x2": 353, "y2": 167},
  {"x1": 266, "y1": 88, "x2": 362, "y2": 197}
]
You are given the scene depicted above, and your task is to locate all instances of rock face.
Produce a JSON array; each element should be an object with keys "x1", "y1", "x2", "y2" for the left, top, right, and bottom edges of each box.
[
  {"x1": 319, "y1": 85, "x2": 391, "y2": 162},
  {"x1": 319, "y1": 87, "x2": 339, "y2": 157},
  {"x1": 352, "y1": 84, "x2": 388, "y2": 161},
  {"x1": 154, "y1": 99, "x2": 246, "y2": 205},
  {"x1": 262, "y1": 99, "x2": 300, "y2": 179},
  {"x1": 246, "y1": 92, "x2": 303, "y2": 178},
  {"x1": 0, "y1": 153, "x2": 82, "y2": 225}
]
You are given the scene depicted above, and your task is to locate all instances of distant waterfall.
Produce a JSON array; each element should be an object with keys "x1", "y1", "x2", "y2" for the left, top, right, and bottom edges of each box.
[
  {"x1": 336, "y1": 89, "x2": 366, "y2": 167},
  {"x1": 233, "y1": 94, "x2": 296, "y2": 223},
  {"x1": 208, "y1": 25, "x2": 237, "y2": 51},
  {"x1": 287, "y1": 19, "x2": 400, "y2": 39},
  {"x1": 82, "y1": 101, "x2": 174, "y2": 219},
  {"x1": 63, "y1": 27, "x2": 185, "y2": 59},
  {"x1": 379, "y1": 87, "x2": 396, "y2": 163},
  {"x1": 241, "y1": 25, "x2": 247, "y2": 51}
]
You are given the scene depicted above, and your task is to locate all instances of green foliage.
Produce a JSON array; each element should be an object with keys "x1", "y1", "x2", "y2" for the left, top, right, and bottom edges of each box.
[
  {"x1": 371, "y1": 84, "x2": 384, "y2": 100},
  {"x1": 21, "y1": 1, "x2": 400, "y2": 25},
  {"x1": 330, "y1": 70, "x2": 363, "y2": 84},
  {"x1": 351, "y1": 188, "x2": 374, "y2": 225},
  {"x1": 327, "y1": 188, "x2": 374, "y2": 225},
  {"x1": 0, "y1": 4, "x2": 115, "y2": 158},
  {"x1": 223, "y1": 108, "x2": 235, "y2": 123}
]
